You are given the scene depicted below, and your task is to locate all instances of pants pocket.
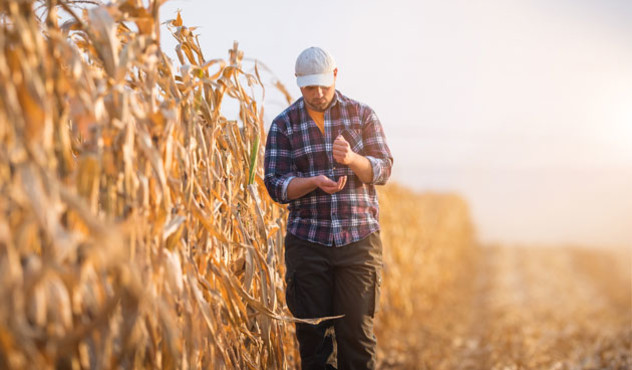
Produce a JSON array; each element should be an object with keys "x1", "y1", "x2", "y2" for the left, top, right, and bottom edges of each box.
[
  {"x1": 371, "y1": 269, "x2": 382, "y2": 316},
  {"x1": 285, "y1": 272, "x2": 298, "y2": 317}
]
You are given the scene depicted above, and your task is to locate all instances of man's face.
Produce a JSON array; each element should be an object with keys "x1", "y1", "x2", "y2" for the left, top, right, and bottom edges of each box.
[{"x1": 299, "y1": 69, "x2": 338, "y2": 112}]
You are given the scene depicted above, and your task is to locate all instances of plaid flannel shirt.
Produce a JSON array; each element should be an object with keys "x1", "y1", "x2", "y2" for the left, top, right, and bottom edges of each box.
[{"x1": 264, "y1": 91, "x2": 393, "y2": 246}]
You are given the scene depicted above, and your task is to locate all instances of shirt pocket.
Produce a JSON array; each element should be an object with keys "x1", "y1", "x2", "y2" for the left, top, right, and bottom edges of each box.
[{"x1": 340, "y1": 127, "x2": 364, "y2": 155}]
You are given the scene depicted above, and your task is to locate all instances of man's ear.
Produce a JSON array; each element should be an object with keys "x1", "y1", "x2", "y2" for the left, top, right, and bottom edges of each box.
[{"x1": 333, "y1": 68, "x2": 338, "y2": 78}]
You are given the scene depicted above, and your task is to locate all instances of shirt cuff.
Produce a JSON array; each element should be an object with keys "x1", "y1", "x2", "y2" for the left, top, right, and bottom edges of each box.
[
  {"x1": 281, "y1": 176, "x2": 296, "y2": 202},
  {"x1": 366, "y1": 156, "x2": 381, "y2": 184}
]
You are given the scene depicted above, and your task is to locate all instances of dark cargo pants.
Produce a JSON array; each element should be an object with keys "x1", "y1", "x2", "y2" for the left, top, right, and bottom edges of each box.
[{"x1": 284, "y1": 231, "x2": 383, "y2": 370}]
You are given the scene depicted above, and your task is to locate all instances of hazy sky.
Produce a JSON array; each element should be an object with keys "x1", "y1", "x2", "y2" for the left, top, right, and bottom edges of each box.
[{"x1": 159, "y1": 0, "x2": 632, "y2": 248}]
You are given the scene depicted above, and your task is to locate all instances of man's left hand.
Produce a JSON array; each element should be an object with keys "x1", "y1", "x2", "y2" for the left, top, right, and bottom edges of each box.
[{"x1": 333, "y1": 135, "x2": 356, "y2": 165}]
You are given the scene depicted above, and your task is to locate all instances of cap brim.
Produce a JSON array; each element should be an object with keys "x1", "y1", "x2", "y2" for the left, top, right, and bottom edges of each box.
[{"x1": 296, "y1": 72, "x2": 335, "y2": 88}]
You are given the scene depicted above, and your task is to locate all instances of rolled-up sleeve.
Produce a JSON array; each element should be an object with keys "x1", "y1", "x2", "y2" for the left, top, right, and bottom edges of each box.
[
  {"x1": 362, "y1": 108, "x2": 393, "y2": 185},
  {"x1": 264, "y1": 119, "x2": 296, "y2": 204}
]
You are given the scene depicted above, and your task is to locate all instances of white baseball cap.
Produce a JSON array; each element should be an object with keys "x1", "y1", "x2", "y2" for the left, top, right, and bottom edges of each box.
[{"x1": 295, "y1": 47, "x2": 337, "y2": 88}]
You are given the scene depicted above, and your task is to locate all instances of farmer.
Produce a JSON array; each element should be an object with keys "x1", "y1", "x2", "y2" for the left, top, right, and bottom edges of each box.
[{"x1": 264, "y1": 46, "x2": 393, "y2": 369}]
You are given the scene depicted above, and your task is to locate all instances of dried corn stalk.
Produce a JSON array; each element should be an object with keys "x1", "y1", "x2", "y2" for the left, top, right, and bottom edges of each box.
[{"x1": 0, "y1": 0, "x2": 300, "y2": 368}]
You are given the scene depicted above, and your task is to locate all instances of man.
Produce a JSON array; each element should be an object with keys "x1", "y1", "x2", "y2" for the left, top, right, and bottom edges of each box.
[{"x1": 264, "y1": 46, "x2": 393, "y2": 370}]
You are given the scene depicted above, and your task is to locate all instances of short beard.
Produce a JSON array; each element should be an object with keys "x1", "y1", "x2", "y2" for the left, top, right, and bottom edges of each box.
[{"x1": 306, "y1": 99, "x2": 330, "y2": 112}]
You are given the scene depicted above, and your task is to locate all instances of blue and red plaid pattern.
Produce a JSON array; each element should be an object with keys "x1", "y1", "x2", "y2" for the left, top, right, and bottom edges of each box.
[{"x1": 264, "y1": 91, "x2": 393, "y2": 246}]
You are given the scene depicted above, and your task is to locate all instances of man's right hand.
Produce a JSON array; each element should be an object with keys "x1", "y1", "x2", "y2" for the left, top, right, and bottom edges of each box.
[
  {"x1": 314, "y1": 175, "x2": 347, "y2": 194},
  {"x1": 286, "y1": 175, "x2": 347, "y2": 200}
]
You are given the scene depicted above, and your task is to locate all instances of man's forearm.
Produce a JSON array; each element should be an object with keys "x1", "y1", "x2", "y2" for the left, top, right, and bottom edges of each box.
[
  {"x1": 286, "y1": 177, "x2": 317, "y2": 200},
  {"x1": 348, "y1": 154, "x2": 374, "y2": 184}
]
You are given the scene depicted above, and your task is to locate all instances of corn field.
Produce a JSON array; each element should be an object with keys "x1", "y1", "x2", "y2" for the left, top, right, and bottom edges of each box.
[
  {"x1": 1, "y1": 1, "x2": 630, "y2": 369},
  {"x1": 0, "y1": 0, "x2": 299, "y2": 368}
]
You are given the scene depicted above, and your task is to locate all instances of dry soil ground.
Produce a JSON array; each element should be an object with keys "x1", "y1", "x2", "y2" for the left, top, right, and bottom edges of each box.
[{"x1": 378, "y1": 245, "x2": 631, "y2": 369}]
